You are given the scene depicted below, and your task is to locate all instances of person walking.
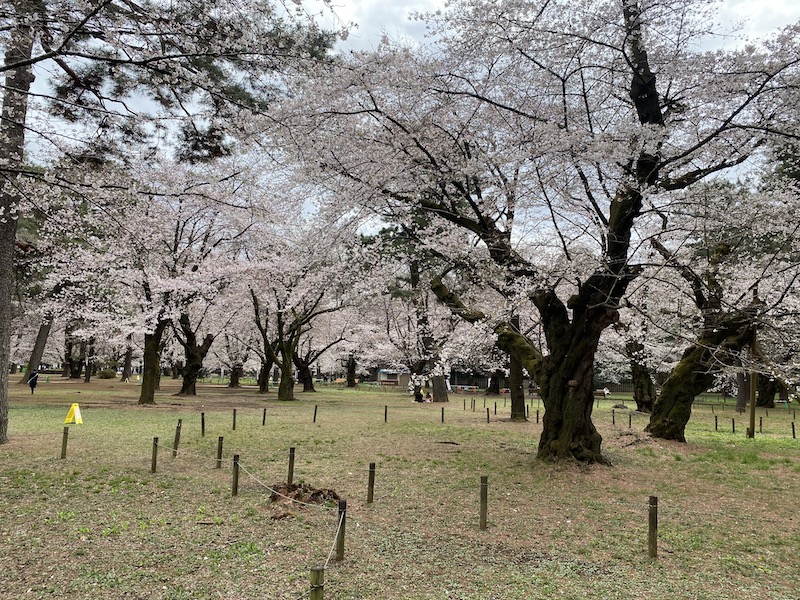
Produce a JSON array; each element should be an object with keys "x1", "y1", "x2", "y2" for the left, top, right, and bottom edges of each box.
[{"x1": 27, "y1": 370, "x2": 39, "y2": 394}]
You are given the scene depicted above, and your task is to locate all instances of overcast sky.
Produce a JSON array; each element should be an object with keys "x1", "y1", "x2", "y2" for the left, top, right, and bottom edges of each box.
[{"x1": 326, "y1": 0, "x2": 800, "y2": 50}]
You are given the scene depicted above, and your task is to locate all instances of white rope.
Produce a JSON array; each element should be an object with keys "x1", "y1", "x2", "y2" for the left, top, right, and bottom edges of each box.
[{"x1": 324, "y1": 511, "x2": 346, "y2": 569}]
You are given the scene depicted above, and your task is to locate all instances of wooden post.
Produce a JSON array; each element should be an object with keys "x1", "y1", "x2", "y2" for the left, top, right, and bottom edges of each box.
[
  {"x1": 486, "y1": 407, "x2": 490, "y2": 423},
  {"x1": 313, "y1": 405, "x2": 318, "y2": 423},
  {"x1": 151, "y1": 437, "x2": 158, "y2": 473},
  {"x1": 463, "y1": 398, "x2": 466, "y2": 411},
  {"x1": 172, "y1": 419, "x2": 182, "y2": 458},
  {"x1": 232, "y1": 408, "x2": 237, "y2": 431},
  {"x1": 525, "y1": 405, "x2": 529, "y2": 419},
  {"x1": 335, "y1": 499, "x2": 347, "y2": 561},
  {"x1": 231, "y1": 454, "x2": 240, "y2": 497},
  {"x1": 479, "y1": 475, "x2": 488, "y2": 530},
  {"x1": 367, "y1": 462, "x2": 376, "y2": 504},
  {"x1": 262, "y1": 408, "x2": 266, "y2": 426},
  {"x1": 536, "y1": 410, "x2": 539, "y2": 424},
  {"x1": 201, "y1": 412, "x2": 205, "y2": 437},
  {"x1": 612, "y1": 410, "x2": 615, "y2": 425},
  {"x1": 629, "y1": 413, "x2": 632, "y2": 429},
  {"x1": 441, "y1": 406, "x2": 445, "y2": 423},
  {"x1": 494, "y1": 401, "x2": 497, "y2": 415},
  {"x1": 288, "y1": 447, "x2": 296, "y2": 486},
  {"x1": 60, "y1": 426, "x2": 69, "y2": 459},
  {"x1": 216, "y1": 436, "x2": 223, "y2": 469},
  {"x1": 715, "y1": 415, "x2": 718, "y2": 431},
  {"x1": 732, "y1": 418, "x2": 735, "y2": 434},
  {"x1": 384, "y1": 405, "x2": 388, "y2": 423},
  {"x1": 793, "y1": 422, "x2": 796, "y2": 439},
  {"x1": 483, "y1": 398, "x2": 486, "y2": 408},
  {"x1": 759, "y1": 416, "x2": 763, "y2": 434},
  {"x1": 648, "y1": 496, "x2": 658, "y2": 559},
  {"x1": 310, "y1": 567, "x2": 324, "y2": 600}
]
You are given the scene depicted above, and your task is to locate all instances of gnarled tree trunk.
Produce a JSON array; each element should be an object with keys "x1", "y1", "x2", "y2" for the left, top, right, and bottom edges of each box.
[{"x1": 647, "y1": 313, "x2": 753, "y2": 441}]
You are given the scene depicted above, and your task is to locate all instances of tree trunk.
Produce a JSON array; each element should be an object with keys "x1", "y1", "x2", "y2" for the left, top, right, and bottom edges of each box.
[
  {"x1": 647, "y1": 315, "x2": 753, "y2": 441},
  {"x1": 736, "y1": 372, "x2": 750, "y2": 413},
  {"x1": 69, "y1": 341, "x2": 85, "y2": 379},
  {"x1": 631, "y1": 364, "x2": 655, "y2": 413},
  {"x1": 430, "y1": 374, "x2": 448, "y2": 402},
  {"x1": 277, "y1": 359, "x2": 295, "y2": 400},
  {"x1": 756, "y1": 376, "x2": 777, "y2": 408},
  {"x1": 83, "y1": 338, "x2": 95, "y2": 383},
  {"x1": 228, "y1": 363, "x2": 244, "y2": 388},
  {"x1": 120, "y1": 340, "x2": 133, "y2": 382},
  {"x1": 257, "y1": 360, "x2": 272, "y2": 394},
  {"x1": 18, "y1": 315, "x2": 53, "y2": 384},
  {"x1": 345, "y1": 355, "x2": 357, "y2": 387},
  {"x1": 537, "y1": 342, "x2": 606, "y2": 464},
  {"x1": 175, "y1": 314, "x2": 214, "y2": 397},
  {"x1": 486, "y1": 369, "x2": 503, "y2": 395},
  {"x1": 296, "y1": 360, "x2": 316, "y2": 392},
  {"x1": 0, "y1": 1, "x2": 36, "y2": 444},
  {"x1": 177, "y1": 353, "x2": 204, "y2": 395},
  {"x1": 139, "y1": 320, "x2": 169, "y2": 404},
  {"x1": 508, "y1": 353, "x2": 526, "y2": 421},
  {"x1": 627, "y1": 341, "x2": 655, "y2": 413}
]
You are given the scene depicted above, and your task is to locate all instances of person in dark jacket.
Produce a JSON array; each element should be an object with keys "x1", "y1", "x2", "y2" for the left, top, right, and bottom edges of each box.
[{"x1": 27, "y1": 370, "x2": 39, "y2": 394}]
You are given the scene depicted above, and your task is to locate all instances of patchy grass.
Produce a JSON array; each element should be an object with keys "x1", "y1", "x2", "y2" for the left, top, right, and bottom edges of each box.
[{"x1": 1, "y1": 378, "x2": 798, "y2": 599}]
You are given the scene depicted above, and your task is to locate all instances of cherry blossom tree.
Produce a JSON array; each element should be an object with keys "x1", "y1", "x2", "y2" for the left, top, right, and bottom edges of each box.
[
  {"x1": 0, "y1": 0, "x2": 340, "y2": 441},
  {"x1": 277, "y1": 0, "x2": 800, "y2": 462}
]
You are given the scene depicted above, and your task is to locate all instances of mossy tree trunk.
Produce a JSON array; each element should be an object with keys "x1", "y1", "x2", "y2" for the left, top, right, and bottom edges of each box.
[
  {"x1": 228, "y1": 363, "x2": 244, "y2": 388},
  {"x1": 508, "y1": 317, "x2": 527, "y2": 421},
  {"x1": 647, "y1": 313, "x2": 754, "y2": 441}
]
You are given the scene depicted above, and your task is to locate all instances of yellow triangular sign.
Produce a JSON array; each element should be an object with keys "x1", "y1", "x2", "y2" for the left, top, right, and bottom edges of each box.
[{"x1": 64, "y1": 403, "x2": 83, "y2": 424}]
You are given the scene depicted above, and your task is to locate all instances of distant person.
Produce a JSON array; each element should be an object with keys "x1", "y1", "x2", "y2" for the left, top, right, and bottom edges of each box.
[
  {"x1": 424, "y1": 392, "x2": 433, "y2": 403},
  {"x1": 414, "y1": 389, "x2": 423, "y2": 402},
  {"x1": 27, "y1": 370, "x2": 39, "y2": 394}
]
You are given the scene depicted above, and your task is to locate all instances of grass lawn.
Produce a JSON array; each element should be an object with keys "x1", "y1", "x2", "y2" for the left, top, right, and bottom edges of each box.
[{"x1": 1, "y1": 378, "x2": 798, "y2": 599}]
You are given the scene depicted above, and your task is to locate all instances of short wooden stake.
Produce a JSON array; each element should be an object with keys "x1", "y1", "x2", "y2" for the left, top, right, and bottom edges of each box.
[
  {"x1": 525, "y1": 405, "x2": 529, "y2": 419},
  {"x1": 231, "y1": 454, "x2": 240, "y2": 497},
  {"x1": 288, "y1": 447, "x2": 296, "y2": 486},
  {"x1": 216, "y1": 436, "x2": 224, "y2": 469},
  {"x1": 732, "y1": 418, "x2": 735, "y2": 434},
  {"x1": 494, "y1": 401, "x2": 497, "y2": 415},
  {"x1": 463, "y1": 398, "x2": 466, "y2": 411},
  {"x1": 486, "y1": 407, "x2": 490, "y2": 423},
  {"x1": 384, "y1": 405, "x2": 388, "y2": 423},
  {"x1": 793, "y1": 422, "x2": 796, "y2": 439},
  {"x1": 313, "y1": 405, "x2": 318, "y2": 423},
  {"x1": 60, "y1": 426, "x2": 69, "y2": 459},
  {"x1": 172, "y1": 419, "x2": 182, "y2": 458},
  {"x1": 367, "y1": 462, "x2": 376, "y2": 504},
  {"x1": 479, "y1": 475, "x2": 488, "y2": 530},
  {"x1": 232, "y1": 408, "x2": 237, "y2": 431},
  {"x1": 536, "y1": 409, "x2": 539, "y2": 424},
  {"x1": 629, "y1": 413, "x2": 632, "y2": 429},
  {"x1": 262, "y1": 408, "x2": 266, "y2": 426},
  {"x1": 441, "y1": 406, "x2": 445, "y2": 423},
  {"x1": 483, "y1": 398, "x2": 486, "y2": 408},
  {"x1": 335, "y1": 499, "x2": 347, "y2": 561},
  {"x1": 648, "y1": 495, "x2": 658, "y2": 559},
  {"x1": 201, "y1": 412, "x2": 205, "y2": 437},
  {"x1": 759, "y1": 416, "x2": 763, "y2": 433},
  {"x1": 715, "y1": 415, "x2": 718, "y2": 431},
  {"x1": 310, "y1": 566, "x2": 324, "y2": 600},
  {"x1": 612, "y1": 410, "x2": 615, "y2": 425},
  {"x1": 151, "y1": 436, "x2": 158, "y2": 473}
]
